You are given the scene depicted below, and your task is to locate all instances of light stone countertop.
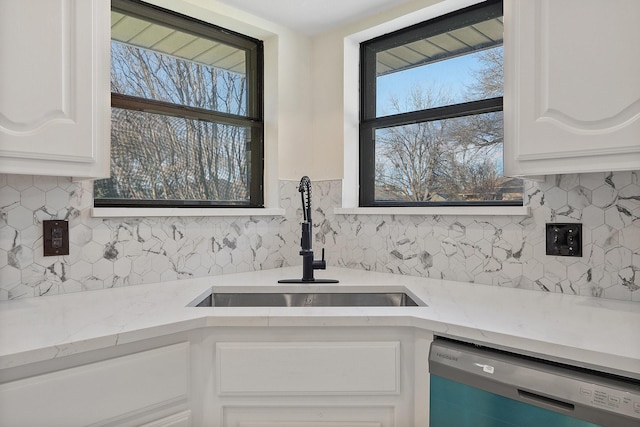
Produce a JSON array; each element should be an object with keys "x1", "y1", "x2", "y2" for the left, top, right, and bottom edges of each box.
[{"x1": 1, "y1": 267, "x2": 638, "y2": 378}]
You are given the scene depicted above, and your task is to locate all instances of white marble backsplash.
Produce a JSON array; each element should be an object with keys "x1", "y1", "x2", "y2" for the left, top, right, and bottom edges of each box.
[
  {"x1": 321, "y1": 172, "x2": 639, "y2": 302},
  {"x1": 1, "y1": 171, "x2": 638, "y2": 301}
]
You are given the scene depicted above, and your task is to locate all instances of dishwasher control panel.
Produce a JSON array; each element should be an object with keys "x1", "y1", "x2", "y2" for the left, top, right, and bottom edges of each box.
[{"x1": 577, "y1": 383, "x2": 640, "y2": 419}]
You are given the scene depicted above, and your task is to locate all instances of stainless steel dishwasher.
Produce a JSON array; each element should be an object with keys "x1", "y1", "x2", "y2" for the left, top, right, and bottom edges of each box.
[{"x1": 429, "y1": 338, "x2": 640, "y2": 427}]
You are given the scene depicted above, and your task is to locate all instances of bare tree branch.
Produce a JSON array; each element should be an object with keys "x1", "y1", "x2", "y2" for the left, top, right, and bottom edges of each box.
[
  {"x1": 96, "y1": 42, "x2": 250, "y2": 202},
  {"x1": 374, "y1": 47, "x2": 522, "y2": 203}
]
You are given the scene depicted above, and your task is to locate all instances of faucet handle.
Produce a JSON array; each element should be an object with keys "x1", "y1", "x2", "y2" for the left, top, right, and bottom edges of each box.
[{"x1": 313, "y1": 248, "x2": 327, "y2": 270}]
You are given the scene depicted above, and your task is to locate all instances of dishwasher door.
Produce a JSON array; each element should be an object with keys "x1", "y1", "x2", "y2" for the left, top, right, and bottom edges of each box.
[{"x1": 429, "y1": 338, "x2": 640, "y2": 427}]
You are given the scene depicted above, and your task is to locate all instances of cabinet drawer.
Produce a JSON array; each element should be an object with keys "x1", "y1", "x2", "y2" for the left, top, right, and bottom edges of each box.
[
  {"x1": 0, "y1": 342, "x2": 189, "y2": 427},
  {"x1": 216, "y1": 341, "x2": 400, "y2": 396}
]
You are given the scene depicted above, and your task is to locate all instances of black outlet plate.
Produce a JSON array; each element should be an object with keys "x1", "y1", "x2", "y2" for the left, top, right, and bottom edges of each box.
[
  {"x1": 546, "y1": 223, "x2": 582, "y2": 257},
  {"x1": 43, "y1": 220, "x2": 69, "y2": 256}
]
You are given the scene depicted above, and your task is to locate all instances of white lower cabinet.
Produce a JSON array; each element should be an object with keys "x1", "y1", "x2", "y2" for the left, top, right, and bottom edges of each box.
[
  {"x1": 216, "y1": 341, "x2": 400, "y2": 395},
  {"x1": 0, "y1": 327, "x2": 432, "y2": 427},
  {"x1": 139, "y1": 410, "x2": 192, "y2": 427},
  {"x1": 192, "y1": 327, "x2": 428, "y2": 427},
  {"x1": 222, "y1": 406, "x2": 393, "y2": 426},
  {"x1": 0, "y1": 342, "x2": 190, "y2": 427}
]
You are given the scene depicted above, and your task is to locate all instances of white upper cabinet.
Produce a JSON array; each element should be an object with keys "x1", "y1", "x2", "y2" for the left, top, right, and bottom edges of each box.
[
  {"x1": 0, "y1": 0, "x2": 110, "y2": 179},
  {"x1": 504, "y1": 0, "x2": 640, "y2": 176}
]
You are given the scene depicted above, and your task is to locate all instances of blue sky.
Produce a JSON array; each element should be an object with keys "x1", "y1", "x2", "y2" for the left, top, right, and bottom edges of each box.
[
  {"x1": 376, "y1": 52, "x2": 482, "y2": 115},
  {"x1": 375, "y1": 49, "x2": 506, "y2": 173}
]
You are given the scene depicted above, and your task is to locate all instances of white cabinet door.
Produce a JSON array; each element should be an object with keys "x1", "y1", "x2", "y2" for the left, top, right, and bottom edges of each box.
[
  {"x1": 0, "y1": 0, "x2": 110, "y2": 178},
  {"x1": 216, "y1": 341, "x2": 400, "y2": 396},
  {"x1": 210, "y1": 338, "x2": 407, "y2": 427},
  {"x1": 504, "y1": 0, "x2": 640, "y2": 176},
  {"x1": 222, "y1": 406, "x2": 392, "y2": 427},
  {"x1": 139, "y1": 410, "x2": 192, "y2": 427},
  {"x1": 0, "y1": 343, "x2": 190, "y2": 427}
]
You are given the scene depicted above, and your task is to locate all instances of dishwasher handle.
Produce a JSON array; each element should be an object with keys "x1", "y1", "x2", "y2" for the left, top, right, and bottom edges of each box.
[{"x1": 517, "y1": 389, "x2": 575, "y2": 412}]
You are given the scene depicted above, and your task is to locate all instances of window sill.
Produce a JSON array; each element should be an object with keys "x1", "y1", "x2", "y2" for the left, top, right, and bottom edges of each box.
[
  {"x1": 334, "y1": 205, "x2": 530, "y2": 216},
  {"x1": 91, "y1": 207, "x2": 286, "y2": 218}
]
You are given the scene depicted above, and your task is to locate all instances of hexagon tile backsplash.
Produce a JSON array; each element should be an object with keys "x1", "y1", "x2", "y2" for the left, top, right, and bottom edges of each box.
[{"x1": 0, "y1": 171, "x2": 638, "y2": 301}]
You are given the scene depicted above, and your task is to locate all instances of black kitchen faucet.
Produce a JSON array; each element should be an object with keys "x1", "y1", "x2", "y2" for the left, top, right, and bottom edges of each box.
[{"x1": 279, "y1": 176, "x2": 338, "y2": 283}]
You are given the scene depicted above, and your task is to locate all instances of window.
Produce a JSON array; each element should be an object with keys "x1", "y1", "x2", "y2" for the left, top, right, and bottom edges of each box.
[
  {"x1": 359, "y1": 0, "x2": 522, "y2": 207},
  {"x1": 95, "y1": 0, "x2": 264, "y2": 208}
]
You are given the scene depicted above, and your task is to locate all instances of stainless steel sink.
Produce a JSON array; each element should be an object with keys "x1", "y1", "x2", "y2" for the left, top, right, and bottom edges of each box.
[{"x1": 193, "y1": 291, "x2": 422, "y2": 307}]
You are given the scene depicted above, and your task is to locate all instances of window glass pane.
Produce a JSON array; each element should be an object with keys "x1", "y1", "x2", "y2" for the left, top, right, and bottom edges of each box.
[
  {"x1": 111, "y1": 11, "x2": 247, "y2": 115},
  {"x1": 376, "y1": 18, "x2": 503, "y2": 116},
  {"x1": 374, "y1": 112, "x2": 522, "y2": 203},
  {"x1": 94, "y1": 108, "x2": 250, "y2": 202}
]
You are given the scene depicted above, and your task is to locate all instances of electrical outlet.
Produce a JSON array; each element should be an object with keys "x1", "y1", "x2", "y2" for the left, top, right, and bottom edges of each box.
[
  {"x1": 43, "y1": 220, "x2": 69, "y2": 256},
  {"x1": 545, "y1": 223, "x2": 582, "y2": 257}
]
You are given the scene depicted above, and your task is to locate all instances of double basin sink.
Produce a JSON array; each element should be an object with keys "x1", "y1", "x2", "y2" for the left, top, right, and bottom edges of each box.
[{"x1": 191, "y1": 287, "x2": 424, "y2": 307}]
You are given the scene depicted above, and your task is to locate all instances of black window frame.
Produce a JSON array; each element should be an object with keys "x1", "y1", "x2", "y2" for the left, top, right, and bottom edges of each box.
[
  {"x1": 359, "y1": 0, "x2": 517, "y2": 208},
  {"x1": 95, "y1": 0, "x2": 264, "y2": 209}
]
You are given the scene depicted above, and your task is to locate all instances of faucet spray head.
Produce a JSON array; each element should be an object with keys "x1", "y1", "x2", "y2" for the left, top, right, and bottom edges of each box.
[{"x1": 299, "y1": 176, "x2": 312, "y2": 223}]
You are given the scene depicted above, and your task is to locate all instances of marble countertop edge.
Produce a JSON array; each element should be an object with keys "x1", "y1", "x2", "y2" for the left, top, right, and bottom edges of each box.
[{"x1": 1, "y1": 267, "x2": 638, "y2": 378}]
